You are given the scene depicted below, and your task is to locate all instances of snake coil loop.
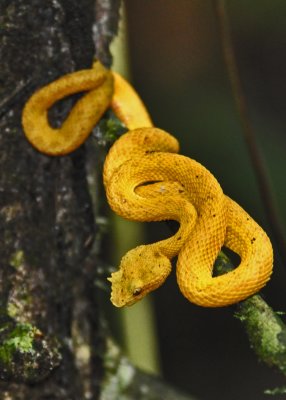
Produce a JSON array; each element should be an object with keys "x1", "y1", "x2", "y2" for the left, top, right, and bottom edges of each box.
[{"x1": 22, "y1": 61, "x2": 273, "y2": 308}]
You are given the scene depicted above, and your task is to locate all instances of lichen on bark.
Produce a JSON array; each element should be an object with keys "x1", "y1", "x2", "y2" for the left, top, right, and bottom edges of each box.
[{"x1": 236, "y1": 296, "x2": 286, "y2": 375}]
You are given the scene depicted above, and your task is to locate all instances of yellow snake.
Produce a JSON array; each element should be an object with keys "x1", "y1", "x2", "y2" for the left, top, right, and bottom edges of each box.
[{"x1": 22, "y1": 61, "x2": 273, "y2": 307}]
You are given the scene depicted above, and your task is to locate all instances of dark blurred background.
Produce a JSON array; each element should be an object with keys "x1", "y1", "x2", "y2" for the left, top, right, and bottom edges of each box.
[{"x1": 116, "y1": 2, "x2": 286, "y2": 399}]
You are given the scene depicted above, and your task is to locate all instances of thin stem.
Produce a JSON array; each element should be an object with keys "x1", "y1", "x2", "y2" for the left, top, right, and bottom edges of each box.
[{"x1": 213, "y1": 0, "x2": 286, "y2": 265}]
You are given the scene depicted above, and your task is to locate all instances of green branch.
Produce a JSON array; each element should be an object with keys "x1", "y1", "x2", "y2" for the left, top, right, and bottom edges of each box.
[{"x1": 215, "y1": 253, "x2": 286, "y2": 381}]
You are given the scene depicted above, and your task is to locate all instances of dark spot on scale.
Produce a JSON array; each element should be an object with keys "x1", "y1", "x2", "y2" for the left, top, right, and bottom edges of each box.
[
  {"x1": 213, "y1": 214, "x2": 216, "y2": 218},
  {"x1": 251, "y1": 237, "x2": 256, "y2": 244},
  {"x1": 154, "y1": 251, "x2": 160, "y2": 257},
  {"x1": 177, "y1": 236, "x2": 182, "y2": 240},
  {"x1": 196, "y1": 175, "x2": 199, "y2": 178},
  {"x1": 178, "y1": 189, "x2": 184, "y2": 193}
]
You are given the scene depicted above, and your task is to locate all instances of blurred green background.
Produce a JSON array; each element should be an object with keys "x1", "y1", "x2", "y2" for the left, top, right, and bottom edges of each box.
[{"x1": 106, "y1": 1, "x2": 286, "y2": 399}]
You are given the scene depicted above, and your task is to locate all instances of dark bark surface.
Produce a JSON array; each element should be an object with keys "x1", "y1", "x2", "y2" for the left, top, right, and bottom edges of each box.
[{"x1": 0, "y1": 0, "x2": 120, "y2": 398}]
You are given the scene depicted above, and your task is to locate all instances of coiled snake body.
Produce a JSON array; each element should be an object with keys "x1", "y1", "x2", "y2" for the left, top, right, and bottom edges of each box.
[{"x1": 22, "y1": 61, "x2": 273, "y2": 308}]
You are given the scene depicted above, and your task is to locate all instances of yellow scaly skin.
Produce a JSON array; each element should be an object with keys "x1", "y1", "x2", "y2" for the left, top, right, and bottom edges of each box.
[
  {"x1": 21, "y1": 61, "x2": 274, "y2": 308},
  {"x1": 104, "y1": 129, "x2": 273, "y2": 307},
  {"x1": 22, "y1": 61, "x2": 114, "y2": 155}
]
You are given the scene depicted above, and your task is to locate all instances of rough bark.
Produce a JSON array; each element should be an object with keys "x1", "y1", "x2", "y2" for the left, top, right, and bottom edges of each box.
[{"x1": 0, "y1": 0, "x2": 119, "y2": 398}]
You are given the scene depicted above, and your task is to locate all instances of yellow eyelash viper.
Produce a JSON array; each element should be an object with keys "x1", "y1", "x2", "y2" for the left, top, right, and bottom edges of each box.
[{"x1": 22, "y1": 61, "x2": 273, "y2": 307}]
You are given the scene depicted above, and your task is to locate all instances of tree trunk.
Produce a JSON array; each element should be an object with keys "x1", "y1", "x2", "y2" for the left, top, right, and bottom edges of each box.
[{"x1": 0, "y1": 0, "x2": 120, "y2": 398}]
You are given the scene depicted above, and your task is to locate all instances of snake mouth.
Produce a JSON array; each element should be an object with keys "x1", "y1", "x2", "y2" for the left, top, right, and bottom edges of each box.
[
  {"x1": 110, "y1": 294, "x2": 137, "y2": 308},
  {"x1": 109, "y1": 286, "x2": 137, "y2": 307},
  {"x1": 107, "y1": 273, "x2": 133, "y2": 307}
]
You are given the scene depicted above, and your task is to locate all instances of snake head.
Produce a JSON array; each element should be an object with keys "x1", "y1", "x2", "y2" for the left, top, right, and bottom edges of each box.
[{"x1": 107, "y1": 245, "x2": 172, "y2": 307}]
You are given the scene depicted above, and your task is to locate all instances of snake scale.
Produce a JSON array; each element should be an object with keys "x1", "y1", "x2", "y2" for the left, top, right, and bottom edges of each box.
[{"x1": 22, "y1": 61, "x2": 273, "y2": 307}]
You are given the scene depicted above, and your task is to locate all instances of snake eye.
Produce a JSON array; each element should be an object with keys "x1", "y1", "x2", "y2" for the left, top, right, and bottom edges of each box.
[{"x1": 133, "y1": 287, "x2": 142, "y2": 296}]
